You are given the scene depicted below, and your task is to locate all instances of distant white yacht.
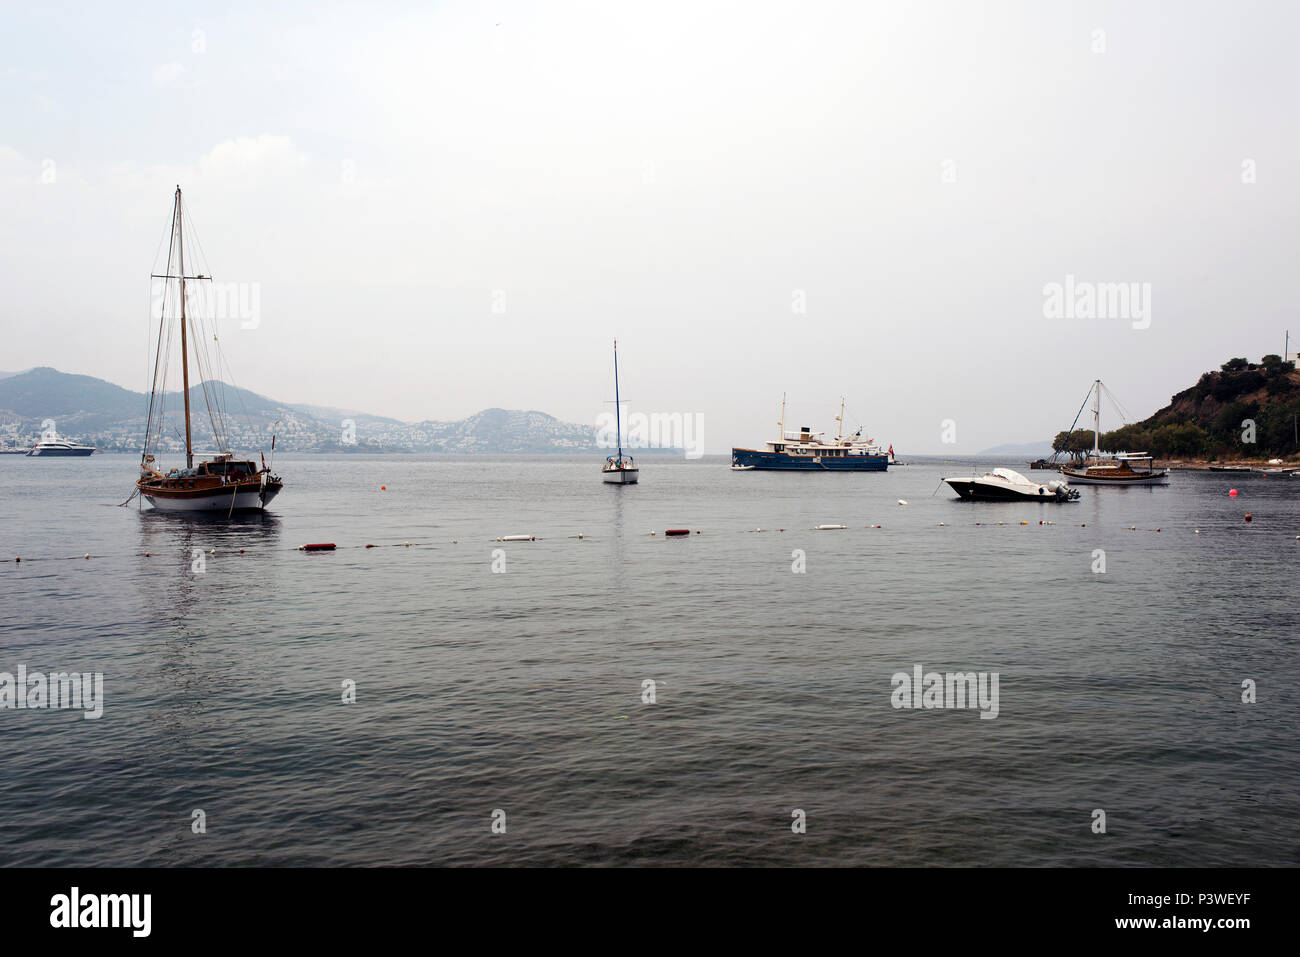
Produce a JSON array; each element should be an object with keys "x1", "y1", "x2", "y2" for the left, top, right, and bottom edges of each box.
[{"x1": 28, "y1": 438, "x2": 95, "y2": 457}]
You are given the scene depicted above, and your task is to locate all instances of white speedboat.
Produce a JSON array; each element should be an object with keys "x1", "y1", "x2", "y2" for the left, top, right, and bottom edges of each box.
[
  {"x1": 28, "y1": 438, "x2": 95, "y2": 456},
  {"x1": 945, "y1": 467, "x2": 1080, "y2": 502}
]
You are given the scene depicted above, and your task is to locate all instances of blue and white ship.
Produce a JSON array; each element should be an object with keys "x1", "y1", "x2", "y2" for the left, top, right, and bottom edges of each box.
[{"x1": 731, "y1": 396, "x2": 891, "y2": 472}]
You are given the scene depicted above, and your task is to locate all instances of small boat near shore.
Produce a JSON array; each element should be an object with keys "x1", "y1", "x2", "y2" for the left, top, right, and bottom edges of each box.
[
  {"x1": 1062, "y1": 452, "x2": 1169, "y2": 486},
  {"x1": 945, "y1": 467, "x2": 1080, "y2": 502},
  {"x1": 1056, "y1": 380, "x2": 1169, "y2": 486}
]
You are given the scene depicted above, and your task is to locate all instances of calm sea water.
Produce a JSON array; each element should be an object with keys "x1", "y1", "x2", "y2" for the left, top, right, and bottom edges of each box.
[{"x1": 1, "y1": 453, "x2": 1297, "y2": 866}]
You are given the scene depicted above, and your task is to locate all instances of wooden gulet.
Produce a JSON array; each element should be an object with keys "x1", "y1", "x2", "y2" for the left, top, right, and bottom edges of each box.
[
  {"x1": 1059, "y1": 379, "x2": 1169, "y2": 486},
  {"x1": 134, "y1": 186, "x2": 283, "y2": 513}
]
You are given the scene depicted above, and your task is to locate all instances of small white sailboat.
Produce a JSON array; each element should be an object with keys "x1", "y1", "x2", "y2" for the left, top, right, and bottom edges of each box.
[{"x1": 602, "y1": 339, "x2": 638, "y2": 485}]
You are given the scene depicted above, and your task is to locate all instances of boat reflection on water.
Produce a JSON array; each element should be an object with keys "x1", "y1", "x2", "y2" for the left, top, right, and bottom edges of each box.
[{"x1": 137, "y1": 508, "x2": 283, "y2": 571}]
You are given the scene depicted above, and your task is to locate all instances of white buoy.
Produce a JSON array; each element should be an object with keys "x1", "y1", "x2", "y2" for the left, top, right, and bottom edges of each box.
[
  {"x1": 897, "y1": 499, "x2": 909, "y2": 506},
  {"x1": 814, "y1": 524, "x2": 847, "y2": 530},
  {"x1": 498, "y1": 535, "x2": 535, "y2": 542}
]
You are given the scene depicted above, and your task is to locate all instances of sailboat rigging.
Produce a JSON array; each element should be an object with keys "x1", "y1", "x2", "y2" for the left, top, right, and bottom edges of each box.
[
  {"x1": 601, "y1": 339, "x2": 638, "y2": 484},
  {"x1": 134, "y1": 186, "x2": 283, "y2": 512},
  {"x1": 1058, "y1": 379, "x2": 1169, "y2": 486}
]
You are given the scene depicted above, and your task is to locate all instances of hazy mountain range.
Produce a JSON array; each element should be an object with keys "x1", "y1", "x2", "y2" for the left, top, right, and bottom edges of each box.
[{"x1": 0, "y1": 367, "x2": 612, "y2": 454}]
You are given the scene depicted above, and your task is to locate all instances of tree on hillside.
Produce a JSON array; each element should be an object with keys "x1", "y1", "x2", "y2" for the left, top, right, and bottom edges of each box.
[
  {"x1": 1221, "y1": 357, "x2": 1250, "y2": 373},
  {"x1": 1101, "y1": 423, "x2": 1153, "y2": 453},
  {"x1": 1050, "y1": 429, "x2": 1096, "y2": 459}
]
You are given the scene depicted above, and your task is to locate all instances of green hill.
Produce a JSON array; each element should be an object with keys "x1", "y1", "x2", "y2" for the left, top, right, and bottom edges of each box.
[{"x1": 1052, "y1": 355, "x2": 1300, "y2": 460}]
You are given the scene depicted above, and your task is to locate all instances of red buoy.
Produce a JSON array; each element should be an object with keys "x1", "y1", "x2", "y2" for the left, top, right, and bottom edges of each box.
[
  {"x1": 301, "y1": 543, "x2": 336, "y2": 551},
  {"x1": 665, "y1": 529, "x2": 691, "y2": 537}
]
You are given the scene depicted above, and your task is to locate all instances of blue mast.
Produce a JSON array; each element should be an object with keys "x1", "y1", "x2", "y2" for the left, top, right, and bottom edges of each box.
[{"x1": 613, "y1": 338, "x2": 623, "y2": 464}]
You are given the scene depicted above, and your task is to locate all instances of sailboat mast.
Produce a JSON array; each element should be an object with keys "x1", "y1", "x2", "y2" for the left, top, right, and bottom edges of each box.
[
  {"x1": 778, "y1": 393, "x2": 787, "y2": 442},
  {"x1": 613, "y1": 339, "x2": 623, "y2": 463},
  {"x1": 836, "y1": 395, "x2": 846, "y2": 443},
  {"x1": 176, "y1": 186, "x2": 194, "y2": 469},
  {"x1": 1092, "y1": 378, "x2": 1101, "y2": 459}
]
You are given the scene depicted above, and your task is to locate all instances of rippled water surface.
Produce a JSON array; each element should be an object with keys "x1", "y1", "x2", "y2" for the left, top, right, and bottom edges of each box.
[{"x1": 1, "y1": 453, "x2": 1297, "y2": 866}]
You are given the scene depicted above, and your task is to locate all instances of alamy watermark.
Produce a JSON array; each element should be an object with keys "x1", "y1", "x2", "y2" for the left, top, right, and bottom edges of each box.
[
  {"x1": 1, "y1": 665, "x2": 104, "y2": 719},
  {"x1": 50, "y1": 888, "x2": 150, "y2": 937},
  {"x1": 597, "y1": 407, "x2": 704, "y2": 459},
  {"x1": 1043, "y1": 275, "x2": 1151, "y2": 330},
  {"x1": 150, "y1": 277, "x2": 262, "y2": 330},
  {"x1": 890, "y1": 664, "x2": 999, "y2": 719}
]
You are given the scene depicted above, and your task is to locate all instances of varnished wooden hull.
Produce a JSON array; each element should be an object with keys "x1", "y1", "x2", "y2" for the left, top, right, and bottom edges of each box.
[
  {"x1": 137, "y1": 478, "x2": 282, "y2": 512},
  {"x1": 1059, "y1": 469, "x2": 1168, "y2": 485}
]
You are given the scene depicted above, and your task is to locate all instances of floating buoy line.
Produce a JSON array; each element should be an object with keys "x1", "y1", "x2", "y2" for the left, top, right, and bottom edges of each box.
[{"x1": 4, "y1": 518, "x2": 1286, "y2": 566}]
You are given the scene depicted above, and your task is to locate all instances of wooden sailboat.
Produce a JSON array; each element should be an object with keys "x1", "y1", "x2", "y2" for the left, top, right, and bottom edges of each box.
[
  {"x1": 601, "y1": 339, "x2": 638, "y2": 484},
  {"x1": 1059, "y1": 379, "x2": 1169, "y2": 486},
  {"x1": 134, "y1": 186, "x2": 283, "y2": 512}
]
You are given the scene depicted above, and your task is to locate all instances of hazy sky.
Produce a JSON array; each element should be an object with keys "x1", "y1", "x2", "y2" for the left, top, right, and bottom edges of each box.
[{"x1": 2, "y1": 1, "x2": 1297, "y2": 453}]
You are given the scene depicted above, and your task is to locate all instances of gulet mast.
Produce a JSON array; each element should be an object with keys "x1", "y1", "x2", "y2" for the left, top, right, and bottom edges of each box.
[
  {"x1": 613, "y1": 339, "x2": 623, "y2": 464},
  {"x1": 176, "y1": 186, "x2": 194, "y2": 469},
  {"x1": 1092, "y1": 378, "x2": 1101, "y2": 460}
]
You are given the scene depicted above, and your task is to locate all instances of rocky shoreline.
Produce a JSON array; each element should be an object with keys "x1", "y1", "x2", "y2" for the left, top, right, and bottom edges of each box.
[{"x1": 1157, "y1": 458, "x2": 1299, "y2": 470}]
